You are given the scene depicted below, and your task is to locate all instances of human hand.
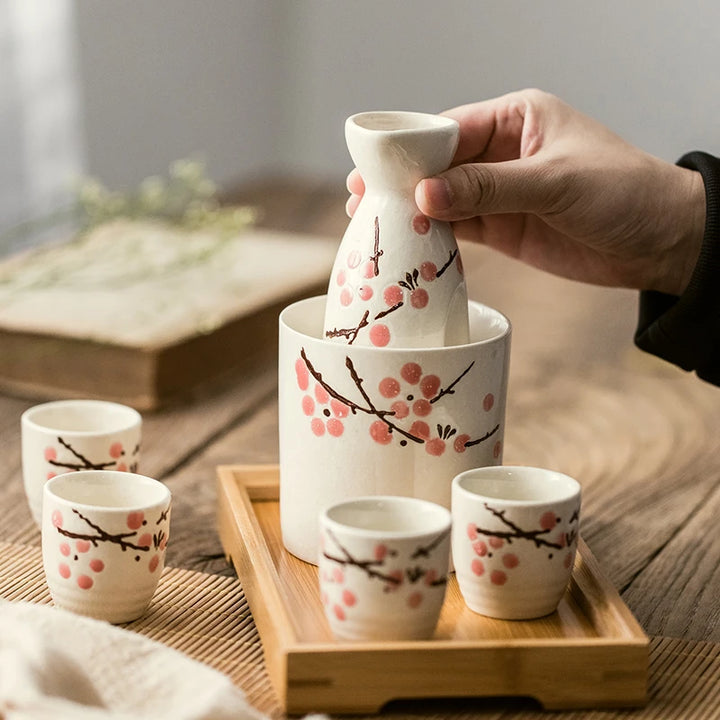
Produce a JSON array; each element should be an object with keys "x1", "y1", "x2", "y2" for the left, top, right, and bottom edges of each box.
[{"x1": 347, "y1": 89, "x2": 705, "y2": 296}]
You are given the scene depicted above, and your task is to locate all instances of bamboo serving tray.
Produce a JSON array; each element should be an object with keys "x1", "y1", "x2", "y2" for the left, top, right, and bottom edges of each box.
[{"x1": 216, "y1": 464, "x2": 649, "y2": 715}]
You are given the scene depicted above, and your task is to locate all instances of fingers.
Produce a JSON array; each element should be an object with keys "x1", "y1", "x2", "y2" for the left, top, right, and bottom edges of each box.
[{"x1": 416, "y1": 156, "x2": 566, "y2": 220}]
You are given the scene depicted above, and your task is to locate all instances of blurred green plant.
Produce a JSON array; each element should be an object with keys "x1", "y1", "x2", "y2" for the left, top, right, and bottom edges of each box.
[{"x1": 76, "y1": 158, "x2": 257, "y2": 237}]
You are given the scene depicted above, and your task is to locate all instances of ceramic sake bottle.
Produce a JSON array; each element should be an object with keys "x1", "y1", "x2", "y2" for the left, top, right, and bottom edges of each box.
[{"x1": 323, "y1": 111, "x2": 469, "y2": 348}]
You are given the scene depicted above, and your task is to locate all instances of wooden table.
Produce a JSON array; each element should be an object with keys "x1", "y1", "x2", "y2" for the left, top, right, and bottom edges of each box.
[{"x1": 2, "y1": 178, "x2": 720, "y2": 717}]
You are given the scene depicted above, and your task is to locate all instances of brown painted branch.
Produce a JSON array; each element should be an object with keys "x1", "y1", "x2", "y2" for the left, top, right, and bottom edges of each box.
[
  {"x1": 410, "y1": 527, "x2": 451, "y2": 560},
  {"x1": 56, "y1": 436, "x2": 113, "y2": 470},
  {"x1": 429, "y1": 361, "x2": 475, "y2": 405},
  {"x1": 324, "y1": 528, "x2": 400, "y2": 584},
  {"x1": 436, "y1": 249, "x2": 459, "y2": 279},
  {"x1": 370, "y1": 215, "x2": 383, "y2": 276},
  {"x1": 374, "y1": 301, "x2": 403, "y2": 320},
  {"x1": 324, "y1": 310, "x2": 370, "y2": 345},
  {"x1": 55, "y1": 509, "x2": 150, "y2": 552},
  {"x1": 476, "y1": 503, "x2": 564, "y2": 550},
  {"x1": 463, "y1": 423, "x2": 500, "y2": 448}
]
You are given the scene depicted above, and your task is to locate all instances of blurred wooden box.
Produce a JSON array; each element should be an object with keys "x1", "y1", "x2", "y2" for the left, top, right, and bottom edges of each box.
[{"x1": 0, "y1": 222, "x2": 336, "y2": 409}]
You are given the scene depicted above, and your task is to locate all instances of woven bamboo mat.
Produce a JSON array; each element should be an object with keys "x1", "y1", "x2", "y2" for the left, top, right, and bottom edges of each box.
[{"x1": 1, "y1": 541, "x2": 719, "y2": 720}]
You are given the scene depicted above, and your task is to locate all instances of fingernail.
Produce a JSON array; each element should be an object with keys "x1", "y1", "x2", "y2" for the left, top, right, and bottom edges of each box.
[{"x1": 420, "y1": 177, "x2": 452, "y2": 211}]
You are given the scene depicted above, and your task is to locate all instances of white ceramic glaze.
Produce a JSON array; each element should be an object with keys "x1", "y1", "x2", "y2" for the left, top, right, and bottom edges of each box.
[
  {"x1": 319, "y1": 495, "x2": 450, "y2": 641},
  {"x1": 451, "y1": 466, "x2": 581, "y2": 620},
  {"x1": 279, "y1": 294, "x2": 510, "y2": 564},
  {"x1": 323, "y1": 111, "x2": 469, "y2": 348},
  {"x1": 42, "y1": 470, "x2": 171, "y2": 624},
  {"x1": 22, "y1": 400, "x2": 142, "y2": 526}
]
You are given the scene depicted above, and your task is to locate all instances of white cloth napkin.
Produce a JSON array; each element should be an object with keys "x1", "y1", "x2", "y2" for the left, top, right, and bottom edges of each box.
[{"x1": 0, "y1": 600, "x2": 268, "y2": 720}]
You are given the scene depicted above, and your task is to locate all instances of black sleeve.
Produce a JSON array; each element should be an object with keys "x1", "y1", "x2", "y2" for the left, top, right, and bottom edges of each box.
[{"x1": 634, "y1": 151, "x2": 720, "y2": 385}]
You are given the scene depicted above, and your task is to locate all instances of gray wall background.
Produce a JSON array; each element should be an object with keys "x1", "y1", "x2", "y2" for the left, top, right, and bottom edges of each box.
[{"x1": 4, "y1": 0, "x2": 720, "y2": 245}]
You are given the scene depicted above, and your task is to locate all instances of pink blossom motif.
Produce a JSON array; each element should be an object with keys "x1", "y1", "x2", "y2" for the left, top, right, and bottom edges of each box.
[
  {"x1": 420, "y1": 261, "x2": 437, "y2": 281},
  {"x1": 342, "y1": 589, "x2": 357, "y2": 607},
  {"x1": 425, "y1": 438, "x2": 446, "y2": 456},
  {"x1": 409, "y1": 421, "x2": 430, "y2": 440},
  {"x1": 483, "y1": 393, "x2": 495, "y2": 411},
  {"x1": 407, "y1": 591, "x2": 423, "y2": 608},
  {"x1": 109, "y1": 442, "x2": 124, "y2": 459},
  {"x1": 77, "y1": 575, "x2": 93, "y2": 590},
  {"x1": 311, "y1": 418, "x2": 326, "y2": 437},
  {"x1": 490, "y1": 570, "x2": 507, "y2": 586},
  {"x1": 330, "y1": 399, "x2": 350, "y2": 418},
  {"x1": 488, "y1": 537, "x2": 504, "y2": 550},
  {"x1": 369, "y1": 420, "x2": 392, "y2": 445},
  {"x1": 51, "y1": 510, "x2": 63, "y2": 528},
  {"x1": 295, "y1": 358, "x2": 309, "y2": 391},
  {"x1": 424, "y1": 569, "x2": 438, "y2": 586},
  {"x1": 47, "y1": 471, "x2": 57, "y2": 481},
  {"x1": 126, "y1": 511, "x2": 145, "y2": 530},
  {"x1": 336, "y1": 269, "x2": 346, "y2": 286},
  {"x1": 493, "y1": 440, "x2": 502, "y2": 459},
  {"x1": 301, "y1": 396, "x2": 315, "y2": 416},
  {"x1": 472, "y1": 539, "x2": 488, "y2": 557},
  {"x1": 369, "y1": 323, "x2": 391, "y2": 347},
  {"x1": 149, "y1": 554, "x2": 160, "y2": 573},
  {"x1": 379, "y1": 377, "x2": 401, "y2": 398},
  {"x1": 412, "y1": 213, "x2": 431, "y2": 235},
  {"x1": 116, "y1": 462, "x2": 128, "y2": 472},
  {"x1": 138, "y1": 533, "x2": 153, "y2": 548},
  {"x1": 44, "y1": 446, "x2": 57, "y2": 462},
  {"x1": 58, "y1": 563, "x2": 71, "y2": 579},
  {"x1": 420, "y1": 375, "x2": 440, "y2": 398},
  {"x1": 332, "y1": 567, "x2": 344, "y2": 583},
  {"x1": 466, "y1": 523, "x2": 478, "y2": 541},
  {"x1": 412, "y1": 399, "x2": 432, "y2": 417},
  {"x1": 454, "y1": 434, "x2": 470, "y2": 453},
  {"x1": 471, "y1": 558, "x2": 485, "y2": 576},
  {"x1": 374, "y1": 544, "x2": 388, "y2": 561},
  {"x1": 363, "y1": 261, "x2": 375, "y2": 279},
  {"x1": 410, "y1": 288, "x2": 429, "y2": 309},
  {"x1": 358, "y1": 285, "x2": 373, "y2": 301},
  {"x1": 340, "y1": 287, "x2": 353, "y2": 307},
  {"x1": 59, "y1": 542, "x2": 71, "y2": 557},
  {"x1": 333, "y1": 604, "x2": 346, "y2": 621},
  {"x1": 76, "y1": 540, "x2": 91, "y2": 553},
  {"x1": 326, "y1": 419, "x2": 344, "y2": 437},
  {"x1": 390, "y1": 401, "x2": 409, "y2": 419},
  {"x1": 502, "y1": 553, "x2": 519, "y2": 569},
  {"x1": 383, "y1": 284, "x2": 403, "y2": 306},
  {"x1": 540, "y1": 511, "x2": 558, "y2": 530},
  {"x1": 89, "y1": 559, "x2": 105, "y2": 573},
  {"x1": 401, "y1": 363, "x2": 422, "y2": 385}
]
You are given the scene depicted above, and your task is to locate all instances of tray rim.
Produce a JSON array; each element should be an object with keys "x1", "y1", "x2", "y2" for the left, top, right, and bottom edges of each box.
[{"x1": 217, "y1": 462, "x2": 649, "y2": 713}]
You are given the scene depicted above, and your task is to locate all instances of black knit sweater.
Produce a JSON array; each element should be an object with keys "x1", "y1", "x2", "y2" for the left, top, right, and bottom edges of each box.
[{"x1": 634, "y1": 151, "x2": 720, "y2": 385}]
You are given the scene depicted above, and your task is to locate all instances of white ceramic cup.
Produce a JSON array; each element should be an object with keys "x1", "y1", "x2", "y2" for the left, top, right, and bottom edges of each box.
[
  {"x1": 279, "y1": 294, "x2": 511, "y2": 564},
  {"x1": 22, "y1": 400, "x2": 142, "y2": 525},
  {"x1": 42, "y1": 470, "x2": 171, "y2": 624},
  {"x1": 319, "y1": 495, "x2": 451, "y2": 641},
  {"x1": 452, "y1": 466, "x2": 581, "y2": 620}
]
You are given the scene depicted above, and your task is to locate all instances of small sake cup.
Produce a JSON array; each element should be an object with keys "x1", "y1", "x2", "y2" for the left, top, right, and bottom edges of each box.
[
  {"x1": 22, "y1": 399, "x2": 142, "y2": 526},
  {"x1": 319, "y1": 495, "x2": 451, "y2": 641},
  {"x1": 452, "y1": 466, "x2": 581, "y2": 620},
  {"x1": 42, "y1": 470, "x2": 171, "y2": 624}
]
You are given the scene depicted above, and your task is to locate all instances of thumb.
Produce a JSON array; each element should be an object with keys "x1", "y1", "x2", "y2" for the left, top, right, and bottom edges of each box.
[{"x1": 415, "y1": 157, "x2": 561, "y2": 220}]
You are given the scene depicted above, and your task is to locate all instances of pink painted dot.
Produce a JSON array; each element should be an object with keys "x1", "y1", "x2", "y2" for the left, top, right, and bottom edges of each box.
[
  {"x1": 420, "y1": 261, "x2": 437, "y2": 282},
  {"x1": 369, "y1": 420, "x2": 392, "y2": 445},
  {"x1": 556, "y1": 532, "x2": 567, "y2": 548},
  {"x1": 320, "y1": 590, "x2": 329, "y2": 606},
  {"x1": 467, "y1": 523, "x2": 478, "y2": 541},
  {"x1": 564, "y1": 552, "x2": 574, "y2": 569},
  {"x1": 407, "y1": 591, "x2": 424, "y2": 608},
  {"x1": 454, "y1": 434, "x2": 470, "y2": 453},
  {"x1": 346, "y1": 250, "x2": 361, "y2": 269},
  {"x1": 342, "y1": 589, "x2": 357, "y2": 607},
  {"x1": 332, "y1": 567, "x2": 344, "y2": 583},
  {"x1": 127, "y1": 512, "x2": 144, "y2": 530},
  {"x1": 333, "y1": 604, "x2": 346, "y2": 621},
  {"x1": 424, "y1": 569, "x2": 438, "y2": 586},
  {"x1": 311, "y1": 418, "x2": 325, "y2": 437},
  {"x1": 540, "y1": 511, "x2": 558, "y2": 531},
  {"x1": 358, "y1": 285, "x2": 373, "y2": 301},
  {"x1": 471, "y1": 558, "x2": 484, "y2": 576},
  {"x1": 386, "y1": 570, "x2": 403, "y2": 591},
  {"x1": 493, "y1": 440, "x2": 502, "y2": 459},
  {"x1": 401, "y1": 363, "x2": 422, "y2": 384},
  {"x1": 374, "y1": 544, "x2": 388, "y2": 561},
  {"x1": 473, "y1": 540, "x2": 488, "y2": 557},
  {"x1": 420, "y1": 374, "x2": 441, "y2": 398},
  {"x1": 363, "y1": 261, "x2": 375, "y2": 279},
  {"x1": 326, "y1": 419, "x2": 344, "y2": 437},
  {"x1": 138, "y1": 533, "x2": 152, "y2": 548},
  {"x1": 44, "y1": 446, "x2": 57, "y2": 462},
  {"x1": 117, "y1": 463, "x2": 128, "y2": 472},
  {"x1": 89, "y1": 558, "x2": 105, "y2": 573},
  {"x1": 76, "y1": 540, "x2": 91, "y2": 553},
  {"x1": 379, "y1": 376, "x2": 401, "y2": 398},
  {"x1": 51, "y1": 510, "x2": 63, "y2": 529},
  {"x1": 59, "y1": 542, "x2": 71, "y2": 557},
  {"x1": 410, "y1": 288, "x2": 429, "y2": 309},
  {"x1": 109, "y1": 442, "x2": 123, "y2": 459},
  {"x1": 412, "y1": 399, "x2": 432, "y2": 417},
  {"x1": 160, "y1": 536, "x2": 168, "y2": 550},
  {"x1": 336, "y1": 269, "x2": 346, "y2": 286},
  {"x1": 47, "y1": 471, "x2": 57, "y2": 481},
  {"x1": 149, "y1": 554, "x2": 160, "y2": 573},
  {"x1": 77, "y1": 575, "x2": 93, "y2": 590},
  {"x1": 383, "y1": 284, "x2": 403, "y2": 306},
  {"x1": 369, "y1": 323, "x2": 391, "y2": 347},
  {"x1": 483, "y1": 393, "x2": 495, "y2": 412},
  {"x1": 340, "y1": 287, "x2": 353, "y2": 306},
  {"x1": 412, "y1": 213, "x2": 431, "y2": 235},
  {"x1": 301, "y1": 395, "x2": 315, "y2": 416},
  {"x1": 390, "y1": 400, "x2": 409, "y2": 419},
  {"x1": 58, "y1": 563, "x2": 71, "y2": 579},
  {"x1": 503, "y1": 553, "x2": 519, "y2": 569},
  {"x1": 314, "y1": 383, "x2": 330, "y2": 404},
  {"x1": 425, "y1": 438, "x2": 446, "y2": 456},
  {"x1": 330, "y1": 399, "x2": 350, "y2": 418},
  {"x1": 295, "y1": 358, "x2": 309, "y2": 390},
  {"x1": 409, "y1": 421, "x2": 430, "y2": 440},
  {"x1": 491, "y1": 570, "x2": 507, "y2": 586},
  {"x1": 489, "y1": 536, "x2": 504, "y2": 549}
]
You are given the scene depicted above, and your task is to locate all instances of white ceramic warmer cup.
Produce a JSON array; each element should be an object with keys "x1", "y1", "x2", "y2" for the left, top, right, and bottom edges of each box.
[
  {"x1": 452, "y1": 466, "x2": 581, "y2": 620},
  {"x1": 42, "y1": 470, "x2": 171, "y2": 624},
  {"x1": 279, "y1": 295, "x2": 511, "y2": 564},
  {"x1": 319, "y1": 495, "x2": 451, "y2": 641},
  {"x1": 22, "y1": 400, "x2": 142, "y2": 526}
]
